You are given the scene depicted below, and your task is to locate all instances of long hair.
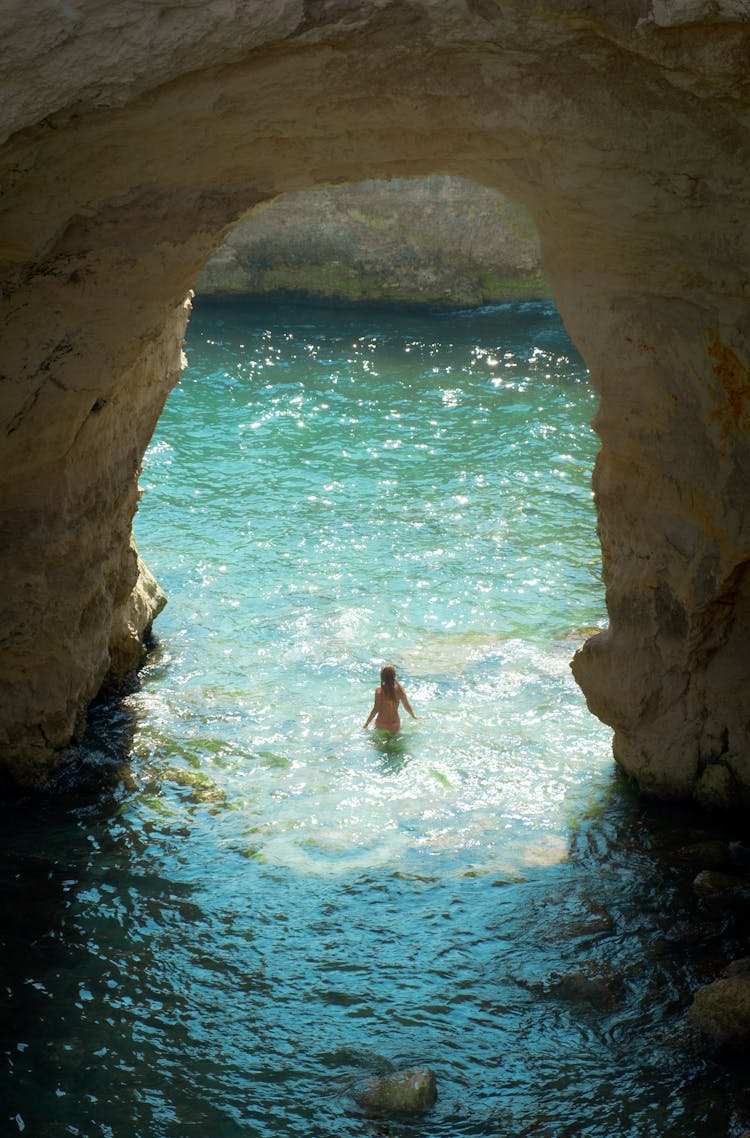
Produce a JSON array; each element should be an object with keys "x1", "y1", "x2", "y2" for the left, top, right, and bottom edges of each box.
[{"x1": 380, "y1": 664, "x2": 397, "y2": 700}]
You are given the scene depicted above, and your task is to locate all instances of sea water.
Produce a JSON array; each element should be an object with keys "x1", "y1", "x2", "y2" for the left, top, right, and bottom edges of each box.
[
  {"x1": 134, "y1": 298, "x2": 610, "y2": 877},
  {"x1": 0, "y1": 300, "x2": 740, "y2": 1137}
]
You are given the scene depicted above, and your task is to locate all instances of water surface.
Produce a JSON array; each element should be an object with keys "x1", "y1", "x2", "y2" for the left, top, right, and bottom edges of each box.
[{"x1": 1, "y1": 300, "x2": 742, "y2": 1137}]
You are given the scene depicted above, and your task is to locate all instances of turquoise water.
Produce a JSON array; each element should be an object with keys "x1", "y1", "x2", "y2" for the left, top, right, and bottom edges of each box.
[
  {"x1": 134, "y1": 299, "x2": 611, "y2": 878},
  {"x1": 0, "y1": 301, "x2": 741, "y2": 1136}
]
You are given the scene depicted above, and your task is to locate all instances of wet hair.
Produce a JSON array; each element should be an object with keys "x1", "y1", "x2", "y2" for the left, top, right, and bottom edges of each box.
[{"x1": 380, "y1": 664, "x2": 397, "y2": 699}]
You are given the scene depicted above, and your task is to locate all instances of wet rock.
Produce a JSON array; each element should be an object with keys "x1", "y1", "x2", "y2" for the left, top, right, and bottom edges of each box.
[
  {"x1": 673, "y1": 840, "x2": 734, "y2": 872},
  {"x1": 358, "y1": 1066, "x2": 437, "y2": 1118},
  {"x1": 687, "y1": 972, "x2": 750, "y2": 1052},
  {"x1": 692, "y1": 870, "x2": 750, "y2": 904},
  {"x1": 662, "y1": 917, "x2": 726, "y2": 948},
  {"x1": 724, "y1": 957, "x2": 750, "y2": 978},
  {"x1": 547, "y1": 965, "x2": 624, "y2": 1010}
]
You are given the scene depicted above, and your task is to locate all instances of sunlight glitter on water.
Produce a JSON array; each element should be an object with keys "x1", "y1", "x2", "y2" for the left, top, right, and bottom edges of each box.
[
  {"x1": 7, "y1": 302, "x2": 740, "y2": 1138},
  {"x1": 129, "y1": 300, "x2": 613, "y2": 877}
]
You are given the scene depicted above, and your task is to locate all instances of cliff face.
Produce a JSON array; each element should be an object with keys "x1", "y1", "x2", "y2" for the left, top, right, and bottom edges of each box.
[
  {"x1": 1, "y1": 0, "x2": 749, "y2": 804},
  {"x1": 197, "y1": 177, "x2": 548, "y2": 306}
]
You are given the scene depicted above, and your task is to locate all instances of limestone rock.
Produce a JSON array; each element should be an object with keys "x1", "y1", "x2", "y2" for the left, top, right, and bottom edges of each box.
[
  {"x1": 644, "y1": 0, "x2": 748, "y2": 28},
  {"x1": 197, "y1": 177, "x2": 548, "y2": 306},
  {"x1": 358, "y1": 1066, "x2": 437, "y2": 1118},
  {"x1": 1, "y1": 1, "x2": 750, "y2": 794},
  {"x1": 694, "y1": 763, "x2": 736, "y2": 811},
  {"x1": 108, "y1": 541, "x2": 167, "y2": 679}
]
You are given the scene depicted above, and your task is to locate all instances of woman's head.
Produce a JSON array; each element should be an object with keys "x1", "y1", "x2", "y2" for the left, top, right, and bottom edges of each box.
[{"x1": 380, "y1": 664, "x2": 397, "y2": 696}]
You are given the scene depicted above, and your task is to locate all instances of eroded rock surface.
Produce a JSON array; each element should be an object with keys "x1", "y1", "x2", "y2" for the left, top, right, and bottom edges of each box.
[
  {"x1": 358, "y1": 1065, "x2": 437, "y2": 1117},
  {"x1": 1, "y1": 0, "x2": 749, "y2": 797},
  {"x1": 197, "y1": 176, "x2": 547, "y2": 306},
  {"x1": 688, "y1": 970, "x2": 750, "y2": 1053}
]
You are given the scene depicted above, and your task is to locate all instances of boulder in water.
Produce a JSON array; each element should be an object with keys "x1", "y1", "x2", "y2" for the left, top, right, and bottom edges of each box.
[
  {"x1": 672, "y1": 840, "x2": 734, "y2": 872},
  {"x1": 547, "y1": 965, "x2": 624, "y2": 1010},
  {"x1": 358, "y1": 1065, "x2": 437, "y2": 1117},
  {"x1": 692, "y1": 869, "x2": 750, "y2": 905},
  {"x1": 687, "y1": 971, "x2": 750, "y2": 1053}
]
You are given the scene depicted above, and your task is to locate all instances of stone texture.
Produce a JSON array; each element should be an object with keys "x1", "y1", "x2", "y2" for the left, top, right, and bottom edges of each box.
[
  {"x1": 547, "y1": 966, "x2": 624, "y2": 1010},
  {"x1": 358, "y1": 1066, "x2": 437, "y2": 1117},
  {"x1": 692, "y1": 869, "x2": 750, "y2": 904},
  {"x1": 197, "y1": 176, "x2": 548, "y2": 306},
  {"x1": 672, "y1": 840, "x2": 733, "y2": 872},
  {"x1": 109, "y1": 540, "x2": 167, "y2": 678},
  {"x1": 1, "y1": 1, "x2": 750, "y2": 795},
  {"x1": 0, "y1": 292, "x2": 187, "y2": 786},
  {"x1": 688, "y1": 972, "x2": 750, "y2": 1052}
]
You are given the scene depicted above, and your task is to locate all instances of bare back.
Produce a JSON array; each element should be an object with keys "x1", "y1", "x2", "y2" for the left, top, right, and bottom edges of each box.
[
  {"x1": 363, "y1": 672, "x2": 417, "y2": 732},
  {"x1": 373, "y1": 683, "x2": 403, "y2": 731}
]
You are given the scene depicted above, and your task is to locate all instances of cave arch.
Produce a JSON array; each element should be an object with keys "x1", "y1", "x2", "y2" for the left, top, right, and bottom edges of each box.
[{"x1": 1, "y1": 2, "x2": 749, "y2": 804}]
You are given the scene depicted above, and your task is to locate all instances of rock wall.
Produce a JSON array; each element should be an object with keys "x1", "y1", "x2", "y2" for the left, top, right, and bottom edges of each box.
[
  {"x1": 1, "y1": 0, "x2": 749, "y2": 805},
  {"x1": 196, "y1": 176, "x2": 548, "y2": 306}
]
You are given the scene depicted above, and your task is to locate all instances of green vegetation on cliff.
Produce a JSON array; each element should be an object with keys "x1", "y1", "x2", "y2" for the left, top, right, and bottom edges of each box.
[{"x1": 197, "y1": 176, "x2": 550, "y2": 307}]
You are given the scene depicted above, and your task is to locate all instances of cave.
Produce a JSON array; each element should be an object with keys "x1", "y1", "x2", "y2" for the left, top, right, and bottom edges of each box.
[{"x1": 1, "y1": 1, "x2": 749, "y2": 804}]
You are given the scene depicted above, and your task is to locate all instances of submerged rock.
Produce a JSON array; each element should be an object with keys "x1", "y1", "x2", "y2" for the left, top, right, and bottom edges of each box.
[
  {"x1": 163, "y1": 765, "x2": 227, "y2": 804},
  {"x1": 547, "y1": 965, "x2": 624, "y2": 1010},
  {"x1": 358, "y1": 1066, "x2": 437, "y2": 1118}
]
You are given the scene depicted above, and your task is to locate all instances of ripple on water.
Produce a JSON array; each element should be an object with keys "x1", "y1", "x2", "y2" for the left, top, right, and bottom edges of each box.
[{"x1": 3, "y1": 302, "x2": 741, "y2": 1138}]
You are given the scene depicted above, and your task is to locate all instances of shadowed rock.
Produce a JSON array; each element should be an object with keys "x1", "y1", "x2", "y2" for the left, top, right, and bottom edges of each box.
[
  {"x1": 693, "y1": 870, "x2": 750, "y2": 905},
  {"x1": 2, "y1": 1, "x2": 750, "y2": 798},
  {"x1": 547, "y1": 965, "x2": 624, "y2": 1010},
  {"x1": 688, "y1": 970, "x2": 750, "y2": 1053}
]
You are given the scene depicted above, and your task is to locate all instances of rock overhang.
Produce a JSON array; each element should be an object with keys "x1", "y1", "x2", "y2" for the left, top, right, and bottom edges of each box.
[{"x1": 1, "y1": 0, "x2": 749, "y2": 802}]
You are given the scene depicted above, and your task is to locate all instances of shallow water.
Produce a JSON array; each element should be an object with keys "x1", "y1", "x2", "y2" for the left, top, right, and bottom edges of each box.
[
  {"x1": 1, "y1": 300, "x2": 746, "y2": 1136},
  {"x1": 133, "y1": 298, "x2": 611, "y2": 879}
]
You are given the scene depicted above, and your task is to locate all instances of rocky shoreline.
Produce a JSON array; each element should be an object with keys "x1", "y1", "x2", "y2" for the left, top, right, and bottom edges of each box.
[{"x1": 196, "y1": 177, "x2": 549, "y2": 308}]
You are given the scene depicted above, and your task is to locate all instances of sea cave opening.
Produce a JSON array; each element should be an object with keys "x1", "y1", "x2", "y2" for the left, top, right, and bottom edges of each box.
[
  {"x1": 113, "y1": 175, "x2": 615, "y2": 874},
  {"x1": 4, "y1": 8, "x2": 750, "y2": 1132},
  {"x1": 9, "y1": 186, "x2": 744, "y2": 1138}
]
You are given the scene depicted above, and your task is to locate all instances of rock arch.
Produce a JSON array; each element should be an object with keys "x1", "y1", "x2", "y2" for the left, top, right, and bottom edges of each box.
[{"x1": 1, "y1": 1, "x2": 749, "y2": 803}]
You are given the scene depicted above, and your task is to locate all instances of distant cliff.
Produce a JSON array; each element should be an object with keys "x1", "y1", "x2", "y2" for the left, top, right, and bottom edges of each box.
[{"x1": 196, "y1": 177, "x2": 549, "y2": 306}]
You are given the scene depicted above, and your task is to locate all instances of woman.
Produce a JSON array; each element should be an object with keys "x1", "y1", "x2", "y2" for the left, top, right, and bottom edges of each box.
[{"x1": 362, "y1": 664, "x2": 417, "y2": 732}]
